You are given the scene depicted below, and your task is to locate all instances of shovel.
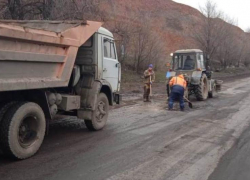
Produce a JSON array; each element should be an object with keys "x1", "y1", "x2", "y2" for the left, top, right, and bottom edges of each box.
[
  {"x1": 183, "y1": 96, "x2": 193, "y2": 108},
  {"x1": 149, "y1": 75, "x2": 152, "y2": 97}
]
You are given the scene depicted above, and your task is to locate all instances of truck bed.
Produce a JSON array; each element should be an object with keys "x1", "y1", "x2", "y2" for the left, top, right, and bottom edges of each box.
[{"x1": 0, "y1": 20, "x2": 102, "y2": 91}]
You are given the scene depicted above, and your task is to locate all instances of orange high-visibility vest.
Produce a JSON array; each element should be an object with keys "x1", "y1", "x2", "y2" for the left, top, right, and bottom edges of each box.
[{"x1": 169, "y1": 76, "x2": 187, "y2": 88}]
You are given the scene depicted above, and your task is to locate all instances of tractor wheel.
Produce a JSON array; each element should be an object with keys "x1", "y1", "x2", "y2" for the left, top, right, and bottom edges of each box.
[
  {"x1": 0, "y1": 102, "x2": 46, "y2": 159},
  {"x1": 85, "y1": 93, "x2": 109, "y2": 131},
  {"x1": 195, "y1": 74, "x2": 209, "y2": 101},
  {"x1": 209, "y1": 83, "x2": 217, "y2": 98}
]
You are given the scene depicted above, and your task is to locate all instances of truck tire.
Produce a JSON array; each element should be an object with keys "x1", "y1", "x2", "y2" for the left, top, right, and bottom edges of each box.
[
  {"x1": 0, "y1": 102, "x2": 46, "y2": 159},
  {"x1": 209, "y1": 83, "x2": 217, "y2": 98},
  {"x1": 85, "y1": 93, "x2": 109, "y2": 131},
  {"x1": 195, "y1": 74, "x2": 209, "y2": 101},
  {"x1": 0, "y1": 102, "x2": 18, "y2": 152},
  {"x1": 0, "y1": 102, "x2": 18, "y2": 123}
]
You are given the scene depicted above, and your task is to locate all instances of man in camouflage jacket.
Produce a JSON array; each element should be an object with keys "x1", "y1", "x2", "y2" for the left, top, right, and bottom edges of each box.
[{"x1": 143, "y1": 64, "x2": 155, "y2": 102}]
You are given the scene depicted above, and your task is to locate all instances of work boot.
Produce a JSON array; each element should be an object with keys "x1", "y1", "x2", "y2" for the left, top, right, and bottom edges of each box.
[
  {"x1": 180, "y1": 108, "x2": 185, "y2": 112},
  {"x1": 146, "y1": 97, "x2": 151, "y2": 102}
]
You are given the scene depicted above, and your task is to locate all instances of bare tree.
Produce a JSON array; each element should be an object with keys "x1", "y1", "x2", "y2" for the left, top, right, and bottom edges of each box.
[
  {"x1": 112, "y1": 20, "x2": 132, "y2": 65},
  {"x1": 190, "y1": 0, "x2": 250, "y2": 70},
  {"x1": 49, "y1": 0, "x2": 108, "y2": 21},
  {"x1": 130, "y1": 24, "x2": 164, "y2": 73},
  {"x1": 191, "y1": 1, "x2": 229, "y2": 63},
  {"x1": 40, "y1": 0, "x2": 54, "y2": 20},
  {"x1": 0, "y1": 0, "x2": 107, "y2": 21},
  {"x1": 109, "y1": 5, "x2": 166, "y2": 72},
  {"x1": 0, "y1": 0, "x2": 55, "y2": 20}
]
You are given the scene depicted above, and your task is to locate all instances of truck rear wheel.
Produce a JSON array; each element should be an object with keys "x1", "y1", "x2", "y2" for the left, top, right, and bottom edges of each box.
[
  {"x1": 0, "y1": 102, "x2": 46, "y2": 159},
  {"x1": 85, "y1": 93, "x2": 109, "y2": 131},
  {"x1": 195, "y1": 74, "x2": 209, "y2": 101}
]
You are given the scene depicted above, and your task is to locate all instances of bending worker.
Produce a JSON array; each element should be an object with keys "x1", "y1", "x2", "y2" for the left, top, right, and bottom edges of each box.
[
  {"x1": 143, "y1": 64, "x2": 155, "y2": 102},
  {"x1": 168, "y1": 74, "x2": 187, "y2": 111}
]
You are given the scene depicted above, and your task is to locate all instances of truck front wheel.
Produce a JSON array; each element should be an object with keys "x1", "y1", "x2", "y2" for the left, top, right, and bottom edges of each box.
[
  {"x1": 85, "y1": 93, "x2": 109, "y2": 131},
  {"x1": 0, "y1": 102, "x2": 46, "y2": 159}
]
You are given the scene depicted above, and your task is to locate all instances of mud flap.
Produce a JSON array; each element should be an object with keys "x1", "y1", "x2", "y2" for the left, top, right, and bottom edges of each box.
[
  {"x1": 216, "y1": 84, "x2": 222, "y2": 91},
  {"x1": 208, "y1": 80, "x2": 215, "y2": 92},
  {"x1": 215, "y1": 80, "x2": 223, "y2": 91},
  {"x1": 114, "y1": 94, "x2": 121, "y2": 105},
  {"x1": 76, "y1": 77, "x2": 102, "y2": 120},
  {"x1": 191, "y1": 71, "x2": 203, "y2": 85}
]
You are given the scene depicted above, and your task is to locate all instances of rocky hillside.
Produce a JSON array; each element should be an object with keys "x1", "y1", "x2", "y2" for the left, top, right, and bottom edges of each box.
[
  {"x1": 100, "y1": 0, "x2": 248, "y2": 63},
  {"x1": 1, "y1": 0, "x2": 247, "y2": 69},
  {"x1": 0, "y1": 0, "x2": 250, "y2": 69}
]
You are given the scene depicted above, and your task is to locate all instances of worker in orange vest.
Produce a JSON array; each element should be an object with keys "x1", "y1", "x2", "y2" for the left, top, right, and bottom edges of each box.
[{"x1": 168, "y1": 74, "x2": 187, "y2": 111}]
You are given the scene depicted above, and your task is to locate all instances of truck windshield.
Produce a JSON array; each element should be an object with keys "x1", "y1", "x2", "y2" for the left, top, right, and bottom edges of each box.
[{"x1": 173, "y1": 54, "x2": 196, "y2": 70}]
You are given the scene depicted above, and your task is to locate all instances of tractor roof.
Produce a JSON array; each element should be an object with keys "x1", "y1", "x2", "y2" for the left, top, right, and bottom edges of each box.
[{"x1": 175, "y1": 49, "x2": 203, "y2": 54}]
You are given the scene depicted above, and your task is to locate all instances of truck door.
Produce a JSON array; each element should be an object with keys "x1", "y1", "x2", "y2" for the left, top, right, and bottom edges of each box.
[{"x1": 102, "y1": 37, "x2": 120, "y2": 92}]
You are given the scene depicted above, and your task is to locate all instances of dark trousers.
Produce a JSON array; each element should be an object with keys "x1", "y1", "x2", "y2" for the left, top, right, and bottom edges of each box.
[
  {"x1": 143, "y1": 84, "x2": 150, "y2": 100},
  {"x1": 168, "y1": 86, "x2": 185, "y2": 110}
]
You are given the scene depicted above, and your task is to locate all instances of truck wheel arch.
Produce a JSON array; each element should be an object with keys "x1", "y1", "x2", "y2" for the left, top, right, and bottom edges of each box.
[
  {"x1": 100, "y1": 82, "x2": 113, "y2": 106},
  {"x1": 77, "y1": 80, "x2": 113, "y2": 121}
]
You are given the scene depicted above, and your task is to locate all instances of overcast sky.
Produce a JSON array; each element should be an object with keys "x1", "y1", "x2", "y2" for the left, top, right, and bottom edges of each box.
[{"x1": 173, "y1": 0, "x2": 249, "y2": 31}]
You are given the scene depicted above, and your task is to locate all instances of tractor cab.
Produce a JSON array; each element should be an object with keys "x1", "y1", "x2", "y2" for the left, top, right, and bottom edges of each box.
[{"x1": 171, "y1": 49, "x2": 206, "y2": 75}]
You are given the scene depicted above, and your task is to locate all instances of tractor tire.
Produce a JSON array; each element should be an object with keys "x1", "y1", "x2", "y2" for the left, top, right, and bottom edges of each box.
[
  {"x1": 195, "y1": 74, "x2": 209, "y2": 101},
  {"x1": 85, "y1": 93, "x2": 109, "y2": 131},
  {"x1": 0, "y1": 102, "x2": 46, "y2": 159},
  {"x1": 209, "y1": 83, "x2": 217, "y2": 98}
]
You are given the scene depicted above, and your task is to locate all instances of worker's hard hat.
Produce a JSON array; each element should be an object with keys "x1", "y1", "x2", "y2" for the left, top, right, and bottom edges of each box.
[{"x1": 149, "y1": 64, "x2": 153, "y2": 68}]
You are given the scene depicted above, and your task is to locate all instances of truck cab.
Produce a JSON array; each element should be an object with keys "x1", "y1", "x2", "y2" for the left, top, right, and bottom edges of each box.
[
  {"x1": 99, "y1": 27, "x2": 121, "y2": 94},
  {"x1": 72, "y1": 27, "x2": 121, "y2": 131}
]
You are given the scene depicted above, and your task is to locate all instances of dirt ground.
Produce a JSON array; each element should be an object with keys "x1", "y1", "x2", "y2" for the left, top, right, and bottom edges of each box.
[
  {"x1": 1, "y1": 74, "x2": 250, "y2": 180},
  {"x1": 120, "y1": 72, "x2": 250, "y2": 104}
]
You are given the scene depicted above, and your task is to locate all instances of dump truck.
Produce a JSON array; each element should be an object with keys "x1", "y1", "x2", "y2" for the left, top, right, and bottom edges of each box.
[
  {"x1": 0, "y1": 20, "x2": 121, "y2": 159},
  {"x1": 166, "y1": 49, "x2": 222, "y2": 100}
]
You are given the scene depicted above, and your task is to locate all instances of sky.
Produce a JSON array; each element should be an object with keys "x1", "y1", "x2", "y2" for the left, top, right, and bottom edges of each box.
[{"x1": 173, "y1": 0, "x2": 250, "y2": 31}]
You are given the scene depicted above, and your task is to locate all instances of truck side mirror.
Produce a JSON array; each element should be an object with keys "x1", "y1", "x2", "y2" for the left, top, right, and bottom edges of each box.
[{"x1": 121, "y1": 45, "x2": 125, "y2": 58}]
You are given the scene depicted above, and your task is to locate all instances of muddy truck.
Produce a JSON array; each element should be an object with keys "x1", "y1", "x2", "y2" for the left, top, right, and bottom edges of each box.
[
  {"x1": 166, "y1": 49, "x2": 222, "y2": 100},
  {"x1": 0, "y1": 20, "x2": 121, "y2": 159}
]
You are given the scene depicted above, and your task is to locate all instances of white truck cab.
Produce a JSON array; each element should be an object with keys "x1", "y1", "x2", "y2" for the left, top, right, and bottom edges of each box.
[
  {"x1": 98, "y1": 27, "x2": 121, "y2": 93},
  {"x1": 74, "y1": 26, "x2": 121, "y2": 131}
]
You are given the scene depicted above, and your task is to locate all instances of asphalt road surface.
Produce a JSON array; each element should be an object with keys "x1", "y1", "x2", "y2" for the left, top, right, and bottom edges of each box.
[
  {"x1": 208, "y1": 113, "x2": 250, "y2": 180},
  {"x1": 1, "y1": 77, "x2": 250, "y2": 180}
]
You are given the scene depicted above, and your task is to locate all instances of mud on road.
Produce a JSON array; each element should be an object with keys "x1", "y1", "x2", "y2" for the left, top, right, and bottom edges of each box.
[{"x1": 1, "y1": 76, "x2": 250, "y2": 180}]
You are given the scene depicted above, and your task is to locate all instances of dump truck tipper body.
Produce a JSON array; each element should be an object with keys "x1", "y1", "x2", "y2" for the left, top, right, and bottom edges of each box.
[{"x1": 0, "y1": 20, "x2": 121, "y2": 159}]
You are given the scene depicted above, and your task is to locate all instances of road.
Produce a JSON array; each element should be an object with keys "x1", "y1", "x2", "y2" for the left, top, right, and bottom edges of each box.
[
  {"x1": 1, "y1": 77, "x2": 250, "y2": 180},
  {"x1": 208, "y1": 110, "x2": 250, "y2": 180}
]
